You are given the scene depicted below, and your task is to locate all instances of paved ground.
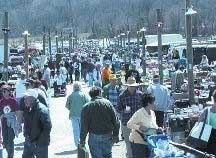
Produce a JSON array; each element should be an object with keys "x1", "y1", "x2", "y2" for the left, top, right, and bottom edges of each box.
[{"x1": 7, "y1": 82, "x2": 126, "y2": 158}]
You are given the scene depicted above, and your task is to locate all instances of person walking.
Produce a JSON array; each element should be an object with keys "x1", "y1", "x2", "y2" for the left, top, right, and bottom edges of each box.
[
  {"x1": 101, "y1": 63, "x2": 112, "y2": 87},
  {"x1": 127, "y1": 94, "x2": 162, "y2": 158},
  {"x1": 42, "y1": 64, "x2": 51, "y2": 88},
  {"x1": 171, "y1": 65, "x2": 185, "y2": 92},
  {"x1": 125, "y1": 64, "x2": 141, "y2": 83},
  {"x1": 147, "y1": 74, "x2": 171, "y2": 127},
  {"x1": 21, "y1": 89, "x2": 52, "y2": 158},
  {"x1": 116, "y1": 77, "x2": 143, "y2": 158},
  {"x1": 197, "y1": 89, "x2": 216, "y2": 155},
  {"x1": 65, "y1": 82, "x2": 90, "y2": 147},
  {"x1": 80, "y1": 86, "x2": 120, "y2": 158},
  {"x1": 93, "y1": 63, "x2": 102, "y2": 87},
  {"x1": 0, "y1": 85, "x2": 21, "y2": 158},
  {"x1": 103, "y1": 74, "x2": 122, "y2": 109},
  {"x1": 15, "y1": 71, "x2": 26, "y2": 104}
]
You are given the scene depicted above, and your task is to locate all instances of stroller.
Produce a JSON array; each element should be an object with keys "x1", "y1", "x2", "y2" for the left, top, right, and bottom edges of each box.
[
  {"x1": 147, "y1": 134, "x2": 215, "y2": 158},
  {"x1": 53, "y1": 81, "x2": 67, "y2": 97}
]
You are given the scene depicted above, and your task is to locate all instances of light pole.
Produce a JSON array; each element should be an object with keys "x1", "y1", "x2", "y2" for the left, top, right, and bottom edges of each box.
[
  {"x1": 42, "y1": 26, "x2": 46, "y2": 55},
  {"x1": 48, "y1": 28, "x2": 52, "y2": 57},
  {"x1": 114, "y1": 36, "x2": 117, "y2": 52},
  {"x1": 117, "y1": 35, "x2": 121, "y2": 48},
  {"x1": 185, "y1": 0, "x2": 197, "y2": 104},
  {"x1": 156, "y1": 9, "x2": 163, "y2": 84},
  {"x1": 55, "y1": 31, "x2": 58, "y2": 53},
  {"x1": 22, "y1": 30, "x2": 30, "y2": 79},
  {"x1": 61, "y1": 31, "x2": 63, "y2": 53},
  {"x1": 2, "y1": 12, "x2": 9, "y2": 81},
  {"x1": 127, "y1": 29, "x2": 131, "y2": 61},
  {"x1": 69, "y1": 32, "x2": 72, "y2": 57},
  {"x1": 121, "y1": 33, "x2": 126, "y2": 49},
  {"x1": 137, "y1": 25, "x2": 140, "y2": 52},
  {"x1": 127, "y1": 25, "x2": 130, "y2": 53},
  {"x1": 140, "y1": 27, "x2": 147, "y2": 76}
]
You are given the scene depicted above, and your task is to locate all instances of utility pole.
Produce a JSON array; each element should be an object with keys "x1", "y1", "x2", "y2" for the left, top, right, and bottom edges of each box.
[
  {"x1": 55, "y1": 31, "x2": 59, "y2": 53},
  {"x1": 186, "y1": 0, "x2": 195, "y2": 104},
  {"x1": 75, "y1": 28, "x2": 78, "y2": 49},
  {"x1": 141, "y1": 28, "x2": 147, "y2": 76},
  {"x1": 48, "y1": 28, "x2": 52, "y2": 57},
  {"x1": 123, "y1": 34, "x2": 126, "y2": 49},
  {"x1": 127, "y1": 25, "x2": 131, "y2": 62},
  {"x1": 137, "y1": 25, "x2": 140, "y2": 53},
  {"x1": 69, "y1": 32, "x2": 72, "y2": 57},
  {"x1": 157, "y1": 9, "x2": 163, "y2": 84},
  {"x1": 2, "y1": 12, "x2": 9, "y2": 81},
  {"x1": 72, "y1": 30, "x2": 75, "y2": 50},
  {"x1": 61, "y1": 31, "x2": 63, "y2": 53},
  {"x1": 102, "y1": 38, "x2": 105, "y2": 48},
  {"x1": 42, "y1": 26, "x2": 46, "y2": 55},
  {"x1": 22, "y1": 31, "x2": 30, "y2": 79},
  {"x1": 117, "y1": 35, "x2": 120, "y2": 48}
]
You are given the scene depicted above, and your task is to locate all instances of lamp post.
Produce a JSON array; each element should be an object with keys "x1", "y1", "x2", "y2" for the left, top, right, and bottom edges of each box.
[
  {"x1": 121, "y1": 33, "x2": 126, "y2": 49},
  {"x1": 117, "y1": 35, "x2": 120, "y2": 48},
  {"x1": 55, "y1": 31, "x2": 58, "y2": 53},
  {"x1": 72, "y1": 37, "x2": 75, "y2": 51},
  {"x1": 185, "y1": 0, "x2": 197, "y2": 104},
  {"x1": 61, "y1": 31, "x2": 63, "y2": 53},
  {"x1": 156, "y1": 9, "x2": 163, "y2": 84},
  {"x1": 42, "y1": 26, "x2": 46, "y2": 55},
  {"x1": 22, "y1": 31, "x2": 30, "y2": 79},
  {"x1": 137, "y1": 26, "x2": 140, "y2": 52},
  {"x1": 69, "y1": 32, "x2": 72, "y2": 57},
  {"x1": 2, "y1": 12, "x2": 9, "y2": 81},
  {"x1": 140, "y1": 27, "x2": 147, "y2": 76},
  {"x1": 48, "y1": 28, "x2": 52, "y2": 57}
]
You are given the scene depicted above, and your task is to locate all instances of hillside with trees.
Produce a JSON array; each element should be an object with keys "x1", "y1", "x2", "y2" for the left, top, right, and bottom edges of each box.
[{"x1": 0, "y1": 0, "x2": 215, "y2": 38}]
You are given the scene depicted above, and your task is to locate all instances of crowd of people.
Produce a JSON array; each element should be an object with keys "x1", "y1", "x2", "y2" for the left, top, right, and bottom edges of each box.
[{"x1": 0, "y1": 44, "x2": 215, "y2": 158}]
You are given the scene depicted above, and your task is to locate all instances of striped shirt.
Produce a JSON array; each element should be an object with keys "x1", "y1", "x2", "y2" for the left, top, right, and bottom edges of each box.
[
  {"x1": 108, "y1": 87, "x2": 119, "y2": 106},
  {"x1": 117, "y1": 89, "x2": 143, "y2": 125}
]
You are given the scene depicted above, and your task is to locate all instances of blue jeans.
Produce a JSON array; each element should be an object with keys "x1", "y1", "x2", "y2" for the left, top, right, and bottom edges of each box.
[
  {"x1": 2, "y1": 125, "x2": 15, "y2": 158},
  {"x1": 71, "y1": 117, "x2": 81, "y2": 147},
  {"x1": 88, "y1": 133, "x2": 112, "y2": 158},
  {"x1": 131, "y1": 142, "x2": 150, "y2": 158},
  {"x1": 22, "y1": 140, "x2": 48, "y2": 158},
  {"x1": 88, "y1": 73, "x2": 93, "y2": 86},
  {"x1": 0, "y1": 149, "x2": 2, "y2": 158}
]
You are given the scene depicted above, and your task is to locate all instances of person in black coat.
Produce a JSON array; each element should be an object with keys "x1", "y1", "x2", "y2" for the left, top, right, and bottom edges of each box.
[
  {"x1": 21, "y1": 89, "x2": 52, "y2": 158},
  {"x1": 125, "y1": 64, "x2": 141, "y2": 83}
]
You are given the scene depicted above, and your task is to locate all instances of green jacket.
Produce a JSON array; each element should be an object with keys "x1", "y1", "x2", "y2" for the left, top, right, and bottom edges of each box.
[{"x1": 66, "y1": 91, "x2": 90, "y2": 118}]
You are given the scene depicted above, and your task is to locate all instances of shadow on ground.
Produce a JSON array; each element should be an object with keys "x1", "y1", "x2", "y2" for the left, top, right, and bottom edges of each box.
[
  {"x1": 15, "y1": 147, "x2": 24, "y2": 151},
  {"x1": 14, "y1": 142, "x2": 24, "y2": 146},
  {"x1": 55, "y1": 149, "x2": 77, "y2": 155}
]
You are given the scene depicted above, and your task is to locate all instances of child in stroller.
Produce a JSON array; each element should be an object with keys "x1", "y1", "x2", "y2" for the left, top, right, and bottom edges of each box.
[{"x1": 53, "y1": 70, "x2": 66, "y2": 97}]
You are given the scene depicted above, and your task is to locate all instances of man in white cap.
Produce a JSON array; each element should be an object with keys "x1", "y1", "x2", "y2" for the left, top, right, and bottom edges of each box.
[{"x1": 21, "y1": 89, "x2": 52, "y2": 158}]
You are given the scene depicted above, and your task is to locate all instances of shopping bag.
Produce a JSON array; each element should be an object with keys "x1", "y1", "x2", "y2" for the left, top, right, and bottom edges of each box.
[
  {"x1": 187, "y1": 107, "x2": 212, "y2": 148},
  {"x1": 77, "y1": 144, "x2": 89, "y2": 158}
]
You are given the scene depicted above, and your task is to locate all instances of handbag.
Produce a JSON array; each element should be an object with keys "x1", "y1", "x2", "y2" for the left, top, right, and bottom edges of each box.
[{"x1": 187, "y1": 107, "x2": 212, "y2": 148}]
